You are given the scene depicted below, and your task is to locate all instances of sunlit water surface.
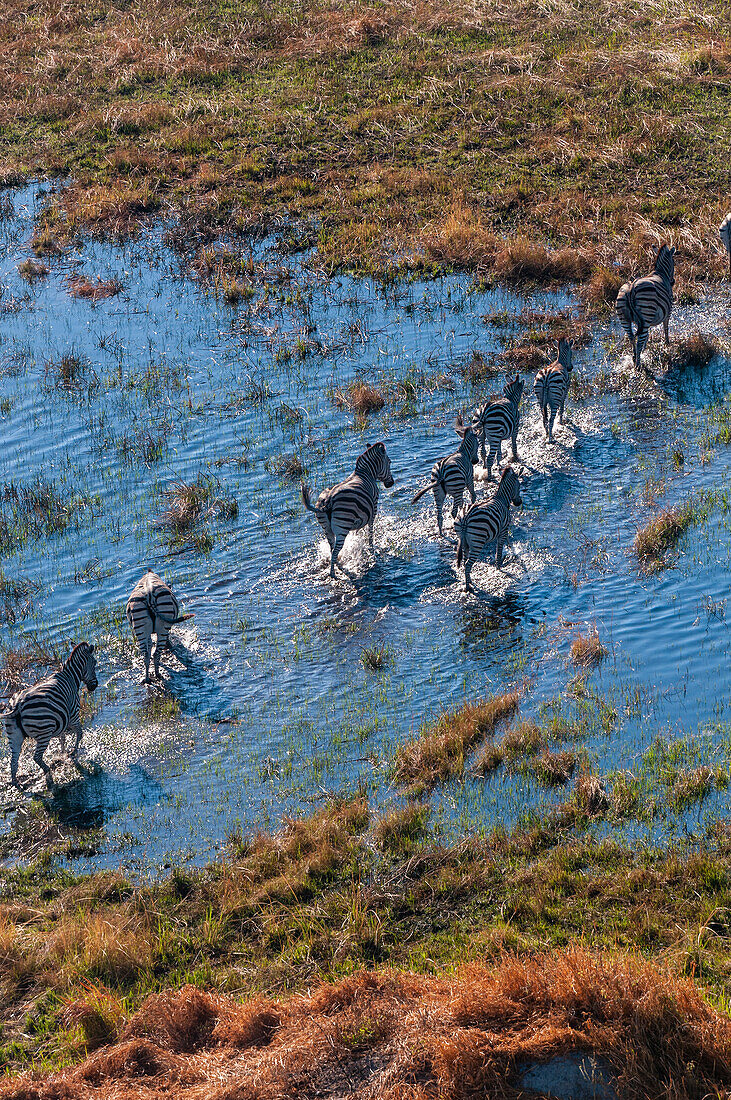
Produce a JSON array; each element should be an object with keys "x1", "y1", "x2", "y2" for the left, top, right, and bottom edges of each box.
[{"x1": 1, "y1": 184, "x2": 731, "y2": 873}]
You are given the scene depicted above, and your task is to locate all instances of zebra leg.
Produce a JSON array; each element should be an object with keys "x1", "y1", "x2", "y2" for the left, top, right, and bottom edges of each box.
[
  {"x1": 368, "y1": 519, "x2": 375, "y2": 552},
  {"x1": 131, "y1": 610, "x2": 154, "y2": 683},
  {"x1": 496, "y1": 539, "x2": 505, "y2": 568},
  {"x1": 635, "y1": 327, "x2": 649, "y2": 369},
  {"x1": 663, "y1": 317, "x2": 670, "y2": 345},
  {"x1": 559, "y1": 396, "x2": 566, "y2": 424},
  {"x1": 547, "y1": 406, "x2": 557, "y2": 444},
  {"x1": 464, "y1": 556, "x2": 474, "y2": 592},
  {"x1": 330, "y1": 535, "x2": 346, "y2": 577},
  {"x1": 467, "y1": 467, "x2": 476, "y2": 504},
  {"x1": 153, "y1": 621, "x2": 172, "y2": 679},
  {"x1": 541, "y1": 406, "x2": 549, "y2": 437},
  {"x1": 451, "y1": 489, "x2": 464, "y2": 520},
  {"x1": 434, "y1": 485, "x2": 446, "y2": 537},
  {"x1": 486, "y1": 443, "x2": 497, "y2": 480},
  {"x1": 32, "y1": 739, "x2": 53, "y2": 785},
  {"x1": 511, "y1": 429, "x2": 518, "y2": 460},
  {"x1": 7, "y1": 721, "x2": 23, "y2": 788}
]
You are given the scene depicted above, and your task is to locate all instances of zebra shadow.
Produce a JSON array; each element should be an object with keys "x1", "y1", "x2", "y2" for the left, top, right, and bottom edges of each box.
[
  {"x1": 143, "y1": 638, "x2": 233, "y2": 721},
  {"x1": 340, "y1": 544, "x2": 457, "y2": 608},
  {"x1": 31, "y1": 762, "x2": 163, "y2": 830},
  {"x1": 457, "y1": 592, "x2": 526, "y2": 651}
]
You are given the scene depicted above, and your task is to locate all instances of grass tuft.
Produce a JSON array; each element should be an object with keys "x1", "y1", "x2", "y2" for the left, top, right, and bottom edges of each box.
[
  {"x1": 570, "y1": 632, "x2": 607, "y2": 668},
  {"x1": 663, "y1": 332, "x2": 718, "y2": 369},
  {"x1": 395, "y1": 692, "x2": 519, "y2": 791},
  {"x1": 635, "y1": 502, "x2": 695, "y2": 572}
]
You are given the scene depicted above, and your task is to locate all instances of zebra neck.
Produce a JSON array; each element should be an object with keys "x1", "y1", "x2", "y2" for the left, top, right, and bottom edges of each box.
[{"x1": 61, "y1": 661, "x2": 83, "y2": 688}]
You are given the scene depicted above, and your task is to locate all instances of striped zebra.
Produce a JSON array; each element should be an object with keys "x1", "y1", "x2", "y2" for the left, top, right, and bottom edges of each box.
[
  {"x1": 471, "y1": 374, "x2": 524, "y2": 479},
  {"x1": 126, "y1": 569, "x2": 193, "y2": 684},
  {"x1": 455, "y1": 466, "x2": 523, "y2": 591},
  {"x1": 411, "y1": 418, "x2": 479, "y2": 536},
  {"x1": 3, "y1": 642, "x2": 98, "y2": 788},
  {"x1": 720, "y1": 214, "x2": 731, "y2": 278},
  {"x1": 534, "y1": 338, "x2": 573, "y2": 443},
  {"x1": 302, "y1": 442, "x2": 394, "y2": 577},
  {"x1": 616, "y1": 244, "x2": 676, "y2": 369}
]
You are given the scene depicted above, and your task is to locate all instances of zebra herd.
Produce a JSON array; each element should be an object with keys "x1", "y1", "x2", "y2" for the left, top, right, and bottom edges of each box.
[{"x1": 0, "y1": 235, "x2": 707, "y2": 789}]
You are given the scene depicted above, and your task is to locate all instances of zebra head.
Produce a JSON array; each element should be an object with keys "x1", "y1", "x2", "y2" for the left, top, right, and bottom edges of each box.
[
  {"x1": 499, "y1": 466, "x2": 522, "y2": 508},
  {"x1": 357, "y1": 441, "x2": 394, "y2": 487},
  {"x1": 720, "y1": 214, "x2": 731, "y2": 253},
  {"x1": 654, "y1": 244, "x2": 676, "y2": 286},
  {"x1": 557, "y1": 338, "x2": 573, "y2": 372},
  {"x1": 454, "y1": 415, "x2": 479, "y2": 464},
  {"x1": 503, "y1": 374, "x2": 524, "y2": 405},
  {"x1": 66, "y1": 642, "x2": 99, "y2": 692}
]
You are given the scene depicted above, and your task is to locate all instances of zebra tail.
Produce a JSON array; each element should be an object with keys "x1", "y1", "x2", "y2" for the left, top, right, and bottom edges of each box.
[
  {"x1": 457, "y1": 538, "x2": 464, "y2": 568},
  {"x1": 412, "y1": 482, "x2": 436, "y2": 504},
  {"x1": 301, "y1": 484, "x2": 317, "y2": 512}
]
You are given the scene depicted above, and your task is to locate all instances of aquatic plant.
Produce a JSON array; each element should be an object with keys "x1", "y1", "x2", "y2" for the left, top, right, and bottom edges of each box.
[{"x1": 635, "y1": 502, "x2": 695, "y2": 572}]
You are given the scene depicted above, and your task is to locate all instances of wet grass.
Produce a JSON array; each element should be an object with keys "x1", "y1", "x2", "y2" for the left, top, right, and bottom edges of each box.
[
  {"x1": 155, "y1": 476, "x2": 238, "y2": 551},
  {"x1": 0, "y1": 478, "x2": 97, "y2": 555},
  {"x1": 394, "y1": 691, "x2": 519, "y2": 792},
  {"x1": 635, "y1": 504, "x2": 693, "y2": 572}
]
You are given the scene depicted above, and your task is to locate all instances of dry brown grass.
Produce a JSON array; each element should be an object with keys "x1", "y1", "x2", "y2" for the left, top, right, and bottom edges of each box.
[
  {"x1": 334, "y1": 381, "x2": 386, "y2": 415},
  {"x1": 570, "y1": 631, "x2": 607, "y2": 668},
  {"x1": 66, "y1": 274, "x2": 123, "y2": 300},
  {"x1": 635, "y1": 502, "x2": 695, "y2": 572},
  {"x1": 5, "y1": 948, "x2": 731, "y2": 1099},
  {"x1": 663, "y1": 332, "x2": 719, "y2": 369},
  {"x1": 394, "y1": 691, "x2": 519, "y2": 791}
]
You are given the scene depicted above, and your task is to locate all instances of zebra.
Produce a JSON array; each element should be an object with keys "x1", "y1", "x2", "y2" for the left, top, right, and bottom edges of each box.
[
  {"x1": 455, "y1": 466, "x2": 523, "y2": 591},
  {"x1": 126, "y1": 569, "x2": 193, "y2": 684},
  {"x1": 411, "y1": 418, "x2": 479, "y2": 536},
  {"x1": 720, "y1": 214, "x2": 731, "y2": 279},
  {"x1": 534, "y1": 338, "x2": 573, "y2": 443},
  {"x1": 471, "y1": 374, "x2": 524, "y2": 479},
  {"x1": 3, "y1": 642, "x2": 98, "y2": 788},
  {"x1": 302, "y1": 441, "x2": 394, "y2": 577},
  {"x1": 616, "y1": 244, "x2": 676, "y2": 369}
]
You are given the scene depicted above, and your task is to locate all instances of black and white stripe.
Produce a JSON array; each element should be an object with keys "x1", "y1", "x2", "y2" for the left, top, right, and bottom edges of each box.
[
  {"x1": 411, "y1": 418, "x2": 479, "y2": 536},
  {"x1": 455, "y1": 466, "x2": 523, "y2": 591},
  {"x1": 534, "y1": 338, "x2": 573, "y2": 443},
  {"x1": 720, "y1": 214, "x2": 731, "y2": 279},
  {"x1": 616, "y1": 244, "x2": 675, "y2": 369},
  {"x1": 471, "y1": 374, "x2": 524, "y2": 479},
  {"x1": 4, "y1": 642, "x2": 98, "y2": 788},
  {"x1": 302, "y1": 442, "x2": 394, "y2": 577},
  {"x1": 126, "y1": 569, "x2": 192, "y2": 684}
]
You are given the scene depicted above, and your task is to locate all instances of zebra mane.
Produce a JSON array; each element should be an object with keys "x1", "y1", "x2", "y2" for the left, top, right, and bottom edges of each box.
[
  {"x1": 654, "y1": 244, "x2": 676, "y2": 282},
  {"x1": 66, "y1": 642, "x2": 94, "y2": 666},
  {"x1": 355, "y1": 441, "x2": 386, "y2": 476}
]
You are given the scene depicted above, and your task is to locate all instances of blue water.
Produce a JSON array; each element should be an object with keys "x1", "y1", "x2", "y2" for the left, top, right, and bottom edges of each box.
[{"x1": 1, "y1": 182, "x2": 731, "y2": 873}]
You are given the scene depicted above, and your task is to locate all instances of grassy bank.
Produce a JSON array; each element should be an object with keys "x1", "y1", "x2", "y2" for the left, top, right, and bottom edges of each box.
[
  {"x1": 3, "y1": 0, "x2": 730, "y2": 280},
  {"x1": 5, "y1": 789, "x2": 731, "y2": 1081}
]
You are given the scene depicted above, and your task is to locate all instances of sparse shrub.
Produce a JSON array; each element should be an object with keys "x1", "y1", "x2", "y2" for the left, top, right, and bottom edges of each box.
[
  {"x1": 573, "y1": 772, "x2": 610, "y2": 817},
  {"x1": 62, "y1": 984, "x2": 125, "y2": 1050},
  {"x1": 67, "y1": 275, "x2": 123, "y2": 301},
  {"x1": 582, "y1": 266, "x2": 624, "y2": 305},
  {"x1": 18, "y1": 260, "x2": 49, "y2": 281},
  {"x1": 344, "y1": 382, "x2": 385, "y2": 415},
  {"x1": 663, "y1": 332, "x2": 718, "y2": 369},
  {"x1": 529, "y1": 749, "x2": 578, "y2": 786},
  {"x1": 570, "y1": 632, "x2": 607, "y2": 668}
]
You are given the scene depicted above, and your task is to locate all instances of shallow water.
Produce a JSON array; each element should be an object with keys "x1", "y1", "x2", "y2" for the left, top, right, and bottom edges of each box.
[{"x1": 1, "y1": 183, "x2": 731, "y2": 873}]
